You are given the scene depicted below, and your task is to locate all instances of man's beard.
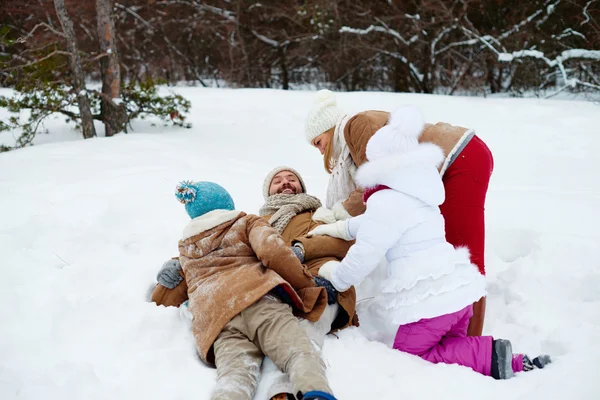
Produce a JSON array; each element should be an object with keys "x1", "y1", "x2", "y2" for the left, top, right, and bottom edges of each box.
[{"x1": 276, "y1": 184, "x2": 298, "y2": 195}]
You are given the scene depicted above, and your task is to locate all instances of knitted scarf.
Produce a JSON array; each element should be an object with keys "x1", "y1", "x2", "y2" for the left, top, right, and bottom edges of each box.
[
  {"x1": 325, "y1": 114, "x2": 357, "y2": 208},
  {"x1": 259, "y1": 193, "x2": 322, "y2": 234}
]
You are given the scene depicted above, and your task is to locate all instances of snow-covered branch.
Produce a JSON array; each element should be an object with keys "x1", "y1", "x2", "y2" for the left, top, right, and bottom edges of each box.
[
  {"x1": 250, "y1": 31, "x2": 321, "y2": 49},
  {"x1": 554, "y1": 28, "x2": 587, "y2": 40},
  {"x1": 498, "y1": 49, "x2": 600, "y2": 66},
  {"x1": 459, "y1": 27, "x2": 502, "y2": 54},
  {"x1": 252, "y1": 30, "x2": 279, "y2": 47},
  {"x1": 581, "y1": 0, "x2": 596, "y2": 26},
  {"x1": 154, "y1": 0, "x2": 236, "y2": 22},
  {"x1": 534, "y1": 0, "x2": 561, "y2": 27},
  {"x1": 496, "y1": 0, "x2": 560, "y2": 39},
  {"x1": 340, "y1": 24, "x2": 415, "y2": 46},
  {"x1": 431, "y1": 24, "x2": 458, "y2": 64},
  {"x1": 373, "y1": 48, "x2": 424, "y2": 83},
  {"x1": 499, "y1": 49, "x2": 600, "y2": 94}
]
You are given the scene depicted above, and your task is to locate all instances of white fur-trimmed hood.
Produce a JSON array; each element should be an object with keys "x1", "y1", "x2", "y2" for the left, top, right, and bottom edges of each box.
[
  {"x1": 365, "y1": 106, "x2": 424, "y2": 161},
  {"x1": 356, "y1": 142, "x2": 445, "y2": 187},
  {"x1": 356, "y1": 143, "x2": 446, "y2": 207},
  {"x1": 182, "y1": 209, "x2": 242, "y2": 241}
]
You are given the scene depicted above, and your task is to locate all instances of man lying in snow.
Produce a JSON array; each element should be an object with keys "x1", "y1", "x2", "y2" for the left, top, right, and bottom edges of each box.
[
  {"x1": 167, "y1": 179, "x2": 337, "y2": 400},
  {"x1": 152, "y1": 167, "x2": 358, "y2": 399}
]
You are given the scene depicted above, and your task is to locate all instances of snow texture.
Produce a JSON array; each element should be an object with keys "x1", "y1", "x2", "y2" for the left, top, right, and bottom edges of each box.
[{"x1": 0, "y1": 87, "x2": 599, "y2": 400}]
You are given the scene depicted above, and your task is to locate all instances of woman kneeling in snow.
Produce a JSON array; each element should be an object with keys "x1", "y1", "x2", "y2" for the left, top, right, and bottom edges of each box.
[{"x1": 309, "y1": 106, "x2": 551, "y2": 379}]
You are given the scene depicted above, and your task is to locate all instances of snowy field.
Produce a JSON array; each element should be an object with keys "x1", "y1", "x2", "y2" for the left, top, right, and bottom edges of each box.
[{"x1": 1, "y1": 88, "x2": 599, "y2": 400}]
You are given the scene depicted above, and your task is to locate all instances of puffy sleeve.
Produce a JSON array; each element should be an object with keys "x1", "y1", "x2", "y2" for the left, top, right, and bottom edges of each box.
[
  {"x1": 345, "y1": 214, "x2": 365, "y2": 240},
  {"x1": 246, "y1": 216, "x2": 315, "y2": 290},
  {"x1": 330, "y1": 190, "x2": 414, "y2": 291}
]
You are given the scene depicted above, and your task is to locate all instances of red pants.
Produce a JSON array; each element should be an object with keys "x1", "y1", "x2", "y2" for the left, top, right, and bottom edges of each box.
[{"x1": 440, "y1": 135, "x2": 494, "y2": 275}]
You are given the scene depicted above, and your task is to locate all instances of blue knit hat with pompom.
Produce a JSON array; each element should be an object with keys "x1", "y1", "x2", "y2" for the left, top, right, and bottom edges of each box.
[{"x1": 175, "y1": 181, "x2": 235, "y2": 219}]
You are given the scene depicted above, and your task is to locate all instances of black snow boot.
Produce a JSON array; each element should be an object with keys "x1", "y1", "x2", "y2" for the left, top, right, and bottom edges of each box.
[
  {"x1": 491, "y1": 339, "x2": 514, "y2": 380},
  {"x1": 523, "y1": 354, "x2": 552, "y2": 371}
]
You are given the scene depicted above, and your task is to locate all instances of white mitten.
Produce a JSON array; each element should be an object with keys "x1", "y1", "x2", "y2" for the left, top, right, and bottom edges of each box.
[
  {"x1": 332, "y1": 201, "x2": 352, "y2": 221},
  {"x1": 312, "y1": 207, "x2": 337, "y2": 224},
  {"x1": 318, "y1": 261, "x2": 348, "y2": 292},
  {"x1": 307, "y1": 220, "x2": 352, "y2": 241}
]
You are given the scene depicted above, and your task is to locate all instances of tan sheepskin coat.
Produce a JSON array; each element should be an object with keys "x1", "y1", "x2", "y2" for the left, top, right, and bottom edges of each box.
[{"x1": 177, "y1": 210, "x2": 326, "y2": 365}]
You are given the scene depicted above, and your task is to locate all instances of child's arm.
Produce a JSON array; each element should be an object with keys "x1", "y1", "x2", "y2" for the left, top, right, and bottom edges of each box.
[
  {"x1": 320, "y1": 190, "x2": 410, "y2": 292},
  {"x1": 247, "y1": 216, "x2": 315, "y2": 291},
  {"x1": 346, "y1": 214, "x2": 365, "y2": 239},
  {"x1": 151, "y1": 258, "x2": 189, "y2": 307},
  {"x1": 151, "y1": 277, "x2": 189, "y2": 307},
  {"x1": 307, "y1": 214, "x2": 365, "y2": 242}
]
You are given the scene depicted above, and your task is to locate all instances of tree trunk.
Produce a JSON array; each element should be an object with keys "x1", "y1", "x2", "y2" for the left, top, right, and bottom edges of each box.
[
  {"x1": 96, "y1": 0, "x2": 126, "y2": 137},
  {"x1": 486, "y1": 56, "x2": 498, "y2": 94},
  {"x1": 54, "y1": 0, "x2": 96, "y2": 139},
  {"x1": 278, "y1": 46, "x2": 289, "y2": 90}
]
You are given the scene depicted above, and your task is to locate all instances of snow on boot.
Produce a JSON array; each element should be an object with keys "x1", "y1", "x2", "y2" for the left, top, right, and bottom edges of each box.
[
  {"x1": 298, "y1": 391, "x2": 337, "y2": 400},
  {"x1": 491, "y1": 339, "x2": 514, "y2": 380},
  {"x1": 523, "y1": 354, "x2": 552, "y2": 371}
]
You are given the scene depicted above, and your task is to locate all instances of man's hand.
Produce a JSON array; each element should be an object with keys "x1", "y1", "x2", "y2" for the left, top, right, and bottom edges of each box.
[
  {"x1": 157, "y1": 259, "x2": 183, "y2": 289},
  {"x1": 307, "y1": 220, "x2": 352, "y2": 241}
]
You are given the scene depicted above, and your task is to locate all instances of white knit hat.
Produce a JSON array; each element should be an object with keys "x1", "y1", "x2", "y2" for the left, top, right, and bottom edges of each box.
[
  {"x1": 262, "y1": 166, "x2": 307, "y2": 200},
  {"x1": 304, "y1": 89, "x2": 346, "y2": 144},
  {"x1": 365, "y1": 106, "x2": 425, "y2": 161}
]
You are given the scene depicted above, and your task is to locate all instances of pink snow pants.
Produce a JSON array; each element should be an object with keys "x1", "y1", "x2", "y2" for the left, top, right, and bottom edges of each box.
[{"x1": 393, "y1": 305, "x2": 524, "y2": 376}]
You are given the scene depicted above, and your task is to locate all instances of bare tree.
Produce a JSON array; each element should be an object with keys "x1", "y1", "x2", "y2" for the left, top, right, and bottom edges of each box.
[
  {"x1": 96, "y1": 0, "x2": 126, "y2": 136},
  {"x1": 53, "y1": 0, "x2": 96, "y2": 139}
]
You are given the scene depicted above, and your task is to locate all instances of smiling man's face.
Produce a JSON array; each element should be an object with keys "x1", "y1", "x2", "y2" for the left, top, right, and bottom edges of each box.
[{"x1": 269, "y1": 170, "x2": 303, "y2": 196}]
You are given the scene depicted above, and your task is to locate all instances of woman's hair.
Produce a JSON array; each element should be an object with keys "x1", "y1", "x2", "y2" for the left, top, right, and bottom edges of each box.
[{"x1": 322, "y1": 127, "x2": 336, "y2": 174}]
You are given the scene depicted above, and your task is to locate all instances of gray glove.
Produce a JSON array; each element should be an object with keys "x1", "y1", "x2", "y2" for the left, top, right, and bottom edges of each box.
[{"x1": 157, "y1": 259, "x2": 183, "y2": 289}]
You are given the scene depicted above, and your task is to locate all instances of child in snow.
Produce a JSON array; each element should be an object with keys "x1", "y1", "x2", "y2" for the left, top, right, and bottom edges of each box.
[
  {"x1": 173, "y1": 180, "x2": 336, "y2": 400},
  {"x1": 309, "y1": 107, "x2": 551, "y2": 379}
]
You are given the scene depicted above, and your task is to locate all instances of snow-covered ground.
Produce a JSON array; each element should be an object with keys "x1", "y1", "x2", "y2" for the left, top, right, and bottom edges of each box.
[{"x1": 1, "y1": 88, "x2": 599, "y2": 400}]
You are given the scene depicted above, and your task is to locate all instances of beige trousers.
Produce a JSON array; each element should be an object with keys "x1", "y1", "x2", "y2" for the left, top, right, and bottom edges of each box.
[
  {"x1": 264, "y1": 303, "x2": 340, "y2": 399},
  {"x1": 211, "y1": 295, "x2": 332, "y2": 400}
]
